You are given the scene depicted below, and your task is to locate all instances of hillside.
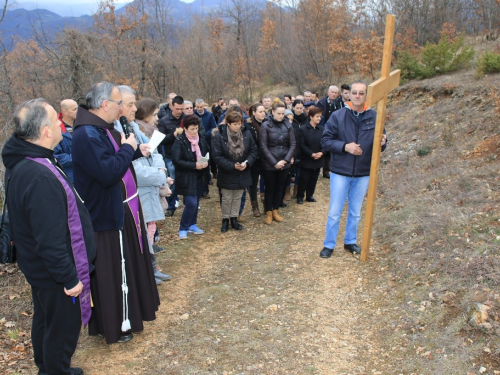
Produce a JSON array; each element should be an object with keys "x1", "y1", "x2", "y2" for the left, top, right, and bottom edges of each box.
[{"x1": 0, "y1": 67, "x2": 499, "y2": 374}]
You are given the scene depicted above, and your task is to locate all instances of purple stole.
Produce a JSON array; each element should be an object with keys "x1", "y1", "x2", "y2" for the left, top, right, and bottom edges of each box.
[
  {"x1": 104, "y1": 129, "x2": 144, "y2": 252},
  {"x1": 26, "y1": 157, "x2": 92, "y2": 328}
]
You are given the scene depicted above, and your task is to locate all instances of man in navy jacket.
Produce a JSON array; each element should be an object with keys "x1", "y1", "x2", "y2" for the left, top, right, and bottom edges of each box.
[{"x1": 319, "y1": 81, "x2": 387, "y2": 258}]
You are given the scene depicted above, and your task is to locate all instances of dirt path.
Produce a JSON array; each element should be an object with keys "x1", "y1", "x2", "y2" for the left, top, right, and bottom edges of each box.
[{"x1": 71, "y1": 179, "x2": 384, "y2": 375}]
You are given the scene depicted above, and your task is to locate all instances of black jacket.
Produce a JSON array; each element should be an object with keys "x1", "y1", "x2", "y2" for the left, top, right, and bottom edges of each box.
[
  {"x1": 298, "y1": 123, "x2": 324, "y2": 169},
  {"x1": 157, "y1": 112, "x2": 184, "y2": 159},
  {"x1": 259, "y1": 117, "x2": 296, "y2": 171},
  {"x1": 211, "y1": 125, "x2": 257, "y2": 190},
  {"x1": 321, "y1": 106, "x2": 386, "y2": 177},
  {"x1": 317, "y1": 96, "x2": 345, "y2": 125},
  {"x1": 157, "y1": 104, "x2": 171, "y2": 120},
  {"x1": 245, "y1": 118, "x2": 262, "y2": 164},
  {"x1": 2, "y1": 135, "x2": 96, "y2": 289},
  {"x1": 171, "y1": 132, "x2": 210, "y2": 196}
]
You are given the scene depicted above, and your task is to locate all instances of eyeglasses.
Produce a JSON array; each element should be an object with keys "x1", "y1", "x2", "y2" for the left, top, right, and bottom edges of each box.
[
  {"x1": 351, "y1": 91, "x2": 366, "y2": 96},
  {"x1": 185, "y1": 107, "x2": 193, "y2": 110},
  {"x1": 107, "y1": 99, "x2": 123, "y2": 106}
]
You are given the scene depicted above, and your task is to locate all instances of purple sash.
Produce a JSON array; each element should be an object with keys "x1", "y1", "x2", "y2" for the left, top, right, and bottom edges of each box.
[
  {"x1": 26, "y1": 157, "x2": 92, "y2": 328},
  {"x1": 104, "y1": 129, "x2": 143, "y2": 253}
]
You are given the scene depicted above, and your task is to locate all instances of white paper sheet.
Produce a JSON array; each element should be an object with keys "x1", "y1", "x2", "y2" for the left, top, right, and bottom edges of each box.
[{"x1": 148, "y1": 130, "x2": 166, "y2": 152}]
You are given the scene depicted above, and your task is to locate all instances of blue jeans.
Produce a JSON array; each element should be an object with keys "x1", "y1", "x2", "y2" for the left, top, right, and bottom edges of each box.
[
  {"x1": 164, "y1": 158, "x2": 177, "y2": 210},
  {"x1": 323, "y1": 173, "x2": 370, "y2": 249},
  {"x1": 179, "y1": 178, "x2": 204, "y2": 231}
]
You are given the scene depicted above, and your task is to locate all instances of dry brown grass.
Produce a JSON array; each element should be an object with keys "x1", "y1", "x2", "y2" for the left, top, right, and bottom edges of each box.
[{"x1": 1, "y1": 68, "x2": 500, "y2": 375}]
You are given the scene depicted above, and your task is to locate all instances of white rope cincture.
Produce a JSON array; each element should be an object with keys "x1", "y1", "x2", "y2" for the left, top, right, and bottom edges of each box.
[
  {"x1": 119, "y1": 230, "x2": 131, "y2": 332},
  {"x1": 123, "y1": 191, "x2": 138, "y2": 204}
]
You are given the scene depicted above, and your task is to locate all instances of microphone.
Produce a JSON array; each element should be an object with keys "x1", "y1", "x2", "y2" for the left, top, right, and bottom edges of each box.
[{"x1": 119, "y1": 116, "x2": 130, "y2": 139}]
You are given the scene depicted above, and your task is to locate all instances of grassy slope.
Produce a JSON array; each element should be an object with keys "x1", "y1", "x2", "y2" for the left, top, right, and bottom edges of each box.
[{"x1": 0, "y1": 67, "x2": 499, "y2": 375}]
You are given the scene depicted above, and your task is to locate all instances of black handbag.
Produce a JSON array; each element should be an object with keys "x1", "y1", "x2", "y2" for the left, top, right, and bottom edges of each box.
[
  {"x1": 0, "y1": 159, "x2": 28, "y2": 264},
  {"x1": 0, "y1": 210, "x2": 15, "y2": 264}
]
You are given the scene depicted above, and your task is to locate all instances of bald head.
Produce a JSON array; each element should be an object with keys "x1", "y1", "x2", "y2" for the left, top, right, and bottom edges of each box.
[
  {"x1": 14, "y1": 98, "x2": 61, "y2": 149},
  {"x1": 60, "y1": 99, "x2": 78, "y2": 125}
]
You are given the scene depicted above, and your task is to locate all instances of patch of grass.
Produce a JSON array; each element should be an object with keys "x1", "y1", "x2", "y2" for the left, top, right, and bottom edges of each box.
[
  {"x1": 7, "y1": 329, "x2": 19, "y2": 340},
  {"x1": 417, "y1": 146, "x2": 432, "y2": 157}
]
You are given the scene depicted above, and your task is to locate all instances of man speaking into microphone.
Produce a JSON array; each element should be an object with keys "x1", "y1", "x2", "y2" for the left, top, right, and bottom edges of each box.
[{"x1": 72, "y1": 82, "x2": 160, "y2": 344}]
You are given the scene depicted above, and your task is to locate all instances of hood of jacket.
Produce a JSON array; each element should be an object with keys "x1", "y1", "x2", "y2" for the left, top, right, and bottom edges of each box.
[
  {"x1": 2, "y1": 134, "x2": 54, "y2": 170},
  {"x1": 74, "y1": 105, "x2": 114, "y2": 130}
]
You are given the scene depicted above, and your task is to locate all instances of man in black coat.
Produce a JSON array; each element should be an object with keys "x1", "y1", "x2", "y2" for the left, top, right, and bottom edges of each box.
[
  {"x1": 2, "y1": 99, "x2": 96, "y2": 375},
  {"x1": 157, "y1": 95, "x2": 185, "y2": 216}
]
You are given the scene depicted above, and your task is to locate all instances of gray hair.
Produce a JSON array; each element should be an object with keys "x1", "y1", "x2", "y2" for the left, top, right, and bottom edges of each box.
[
  {"x1": 351, "y1": 80, "x2": 368, "y2": 91},
  {"x1": 14, "y1": 98, "x2": 52, "y2": 141},
  {"x1": 86, "y1": 81, "x2": 116, "y2": 110},
  {"x1": 117, "y1": 85, "x2": 136, "y2": 96},
  {"x1": 184, "y1": 100, "x2": 193, "y2": 106},
  {"x1": 328, "y1": 85, "x2": 339, "y2": 92},
  {"x1": 303, "y1": 91, "x2": 311, "y2": 96},
  {"x1": 195, "y1": 99, "x2": 204, "y2": 105}
]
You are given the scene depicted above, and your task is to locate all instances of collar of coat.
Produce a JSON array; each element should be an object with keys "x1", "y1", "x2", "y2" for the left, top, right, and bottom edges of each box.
[{"x1": 345, "y1": 101, "x2": 369, "y2": 113}]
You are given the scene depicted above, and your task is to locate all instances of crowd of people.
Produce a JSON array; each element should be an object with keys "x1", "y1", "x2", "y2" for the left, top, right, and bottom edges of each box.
[{"x1": 1, "y1": 80, "x2": 386, "y2": 374}]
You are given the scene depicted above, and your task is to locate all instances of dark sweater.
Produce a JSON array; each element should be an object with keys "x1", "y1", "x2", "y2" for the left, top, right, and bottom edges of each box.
[
  {"x1": 72, "y1": 107, "x2": 142, "y2": 231},
  {"x1": 2, "y1": 135, "x2": 96, "y2": 289}
]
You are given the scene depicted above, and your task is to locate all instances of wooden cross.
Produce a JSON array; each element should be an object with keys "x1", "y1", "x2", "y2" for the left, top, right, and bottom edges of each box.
[{"x1": 360, "y1": 14, "x2": 400, "y2": 261}]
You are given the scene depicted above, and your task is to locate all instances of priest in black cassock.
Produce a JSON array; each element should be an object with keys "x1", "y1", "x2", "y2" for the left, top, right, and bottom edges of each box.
[{"x1": 72, "y1": 82, "x2": 160, "y2": 344}]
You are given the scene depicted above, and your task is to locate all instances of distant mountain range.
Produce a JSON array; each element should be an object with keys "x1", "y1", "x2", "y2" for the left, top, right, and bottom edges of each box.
[{"x1": 0, "y1": 0, "x2": 265, "y2": 47}]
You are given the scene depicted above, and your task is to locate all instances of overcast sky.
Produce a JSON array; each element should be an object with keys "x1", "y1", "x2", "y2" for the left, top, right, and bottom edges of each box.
[{"x1": 18, "y1": 0, "x2": 195, "y2": 3}]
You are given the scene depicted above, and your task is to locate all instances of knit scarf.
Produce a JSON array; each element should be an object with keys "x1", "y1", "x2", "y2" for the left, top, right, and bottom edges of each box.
[
  {"x1": 227, "y1": 127, "x2": 244, "y2": 159},
  {"x1": 185, "y1": 132, "x2": 202, "y2": 161}
]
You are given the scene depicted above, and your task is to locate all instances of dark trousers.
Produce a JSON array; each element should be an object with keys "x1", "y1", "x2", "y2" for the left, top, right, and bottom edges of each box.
[
  {"x1": 31, "y1": 285, "x2": 82, "y2": 375},
  {"x1": 297, "y1": 167, "x2": 321, "y2": 200},
  {"x1": 248, "y1": 162, "x2": 261, "y2": 202},
  {"x1": 262, "y1": 168, "x2": 289, "y2": 211},
  {"x1": 323, "y1": 153, "x2": 331, "y2": 176},
  {"x1": 179, "y1": 178, "x2": 203, "y2": 231}
]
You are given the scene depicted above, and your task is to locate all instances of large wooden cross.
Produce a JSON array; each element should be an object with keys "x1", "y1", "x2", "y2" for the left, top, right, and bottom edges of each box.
[{"x1": 360, "y1": 14, "x2": 400, "y2": 261}]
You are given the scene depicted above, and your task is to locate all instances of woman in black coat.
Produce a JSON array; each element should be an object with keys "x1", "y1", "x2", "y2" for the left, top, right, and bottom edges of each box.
[
  {"x1": 172, "y1": 115, "x2": 209, "y2": 239},
  {"x1": 245, "y1": 103, "x2": 267, "y2": 217},
  {"x1": 259, "y1": 101, "x2": 296, "y2": 224},
  {"x1": 296, "y1": 106, "x2": 324, "y2": 204},
  {"x1": 212, "y1": 111, "x2": 258, "y2": 232}
]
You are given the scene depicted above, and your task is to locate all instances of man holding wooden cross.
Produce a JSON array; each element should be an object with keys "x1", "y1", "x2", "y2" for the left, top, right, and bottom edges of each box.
[{"x1": 319, "y1": 80, "x2": 387, "y2": 258}]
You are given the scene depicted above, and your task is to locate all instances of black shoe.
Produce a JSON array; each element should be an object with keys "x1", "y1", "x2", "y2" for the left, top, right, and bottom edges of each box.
[
  {"x1": 279, "y1": 202, "x2": 288, "y2": 208},
  {"x1": 296, "y1": 197, "x2": 304, "y2": 204},
  {"x1": 230, "y1": 217, "x2": 243, "y2": 230},
  {"x1": 320, "y1": 247, "x2": 334, "y2": 258},
  {"x1": 306, "y1": 197, "x2": 317, "y2": 202},
  {"x1": 323, "y1": 174, "x2": 330, "y2": 179},
  {"x1": 202, "y1": 193, "x2": 210, "y2": 199},
  {"x1": 221, "y1": 218, "x2": 229, "y2": 232},
  {"x1": 153, "y1": 244, "x2": 165, "y2": 253},
  {"x1": 165, "y1": 209, "x2": 175, "y2": 217},
  {"x1": 39, "y1": 368, "x2": 84, "y2": 375},
  {"x1": 344, "y1": 244, "x2": 361, "y2": 254},
  {"x1": 118, "y1": 333, "x2": 133, "y2": 343}
]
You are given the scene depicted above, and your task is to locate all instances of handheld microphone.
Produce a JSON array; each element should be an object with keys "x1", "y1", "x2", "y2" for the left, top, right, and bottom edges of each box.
[{"x1": 119, "y1": 116, "x2": 130, "y2": 139}]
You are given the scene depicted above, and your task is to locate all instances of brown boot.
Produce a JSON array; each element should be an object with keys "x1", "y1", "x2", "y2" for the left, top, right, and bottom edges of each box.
[
  {"x1": 251, "y1": 201, "x2": 261, "y2": 217},
  {"x1": 272, "y1": 209, "x2": 283, "y2": 222},
  {"x1": 291, "y1": 185, "x2": 297, "y2": 199},
  {"x1": 284, "y1": 186, "x2": 291, "y2": 201},
  {"x1": 237, "y1": 215, "x2": 245, "y2": 223},
  {"x1": 264, "y1": 211, "x2": 273, "y2": 225}
]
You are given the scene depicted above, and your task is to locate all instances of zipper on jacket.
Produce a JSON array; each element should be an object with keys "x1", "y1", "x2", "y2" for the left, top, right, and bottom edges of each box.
[{"x1": 351, "y1": 116, "x2": 362, "y2": 177}]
